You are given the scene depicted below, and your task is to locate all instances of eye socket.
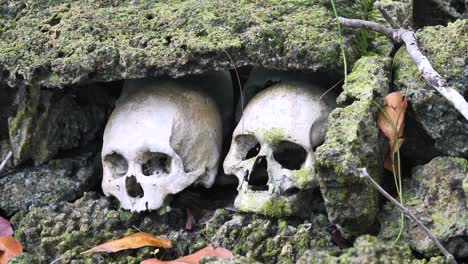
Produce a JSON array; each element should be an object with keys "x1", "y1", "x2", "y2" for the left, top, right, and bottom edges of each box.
[
  {"x1": 273, "y1": 141, "x2": 307, "y2": 170},
  {"x1": 141, "y1": 152, "x2": 172, "y2": 176},
  {"x1": 234, "y1": 134, "x2": 261, "y2": 160},
  {"x1": 104, "y1": 153, "x2": 128, "y2": 178}
]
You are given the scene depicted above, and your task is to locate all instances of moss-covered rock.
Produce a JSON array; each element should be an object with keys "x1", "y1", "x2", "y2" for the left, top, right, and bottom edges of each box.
[
  {"x1": 379, "y1": 0, "x2": 413, "y2": 27},
  {"x1": 195, "y1": 209, "x2": 335, "y2": 263},
  {"x1": 8, "y1": 83, "x2": 113, "y2": 165},
  {"x1": 297, "y1": 235, "x2": 419, "y2": 264},
  {"x1": 379, "y1": 157, "x2": 468, "y2": 259},
  {"x1": 11, "y1": 193, "x2": 337, "y2": 263},
  {"x1": 0, "y1": 0, "x2": 364, "y2": 89},
  {"x1": 200, "y1": 256, "x2": 262, "y2": 264},
  {"x1": 393, "y1": 19, "x2": 468, "y2": 159},
  {"x1": 0, "y1": 153, "x2": 99, "y2": 217},
  {"x1": 11, "y1": 192, "x2": 196, "y2": 263},
  {"x1": 316, "y1": 55, "x2": 390, "y2": 239}
]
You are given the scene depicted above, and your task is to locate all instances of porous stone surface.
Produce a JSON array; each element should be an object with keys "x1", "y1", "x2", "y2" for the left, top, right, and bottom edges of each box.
[
  {"x1": 0, "y1": 0, "x2": 362, "y2": 89},
  {"x1": 393, "y1": 19, "x2": 468, "y2": 159},
  {"x1": 11, "y1": 193, "x2": 337, "y2": 264},
  {"x1": 0, "y1": 153, "x2": 100, "y2": 217},
  {"x1": 194, "y1": 209, "x2": 335, "y2": 263},
  {"x1": 315, "y1": 55, "x2": 390, "y2": 239},
  {"x1": 8, "y1": 83, "x2": 114, "y2": 165},
  {"x1": 297, "y1": 235, "x2": 417, "y2": 264},
  {"x1": 11, "y1": 192, "x2": 191, "y2": 264},
  {"x1": 379, "y1": 157, "x2": 468, "y2": 259}
]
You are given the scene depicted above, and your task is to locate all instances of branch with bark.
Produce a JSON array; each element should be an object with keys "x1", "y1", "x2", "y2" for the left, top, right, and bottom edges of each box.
[
  {"x1": 357, "y1": 168, "x2": 457, "y2": 264},
  {"x1": 338, "y1": 1, "x2": 468, "y2": 121}
]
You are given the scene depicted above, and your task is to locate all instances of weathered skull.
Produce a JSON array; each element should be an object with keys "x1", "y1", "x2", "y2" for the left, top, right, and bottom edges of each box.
[
  {"x1": 224, "y1": 81, "x2": 335, "y2": 217},
  {"x1": 102, "y1": 73, "x2": 231, "y2": 212}
]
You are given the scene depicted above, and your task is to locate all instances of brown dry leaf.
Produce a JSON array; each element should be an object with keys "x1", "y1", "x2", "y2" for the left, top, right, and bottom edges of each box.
[
  {"x1": 0, "y1": 236, "x2": 23, "y2": 264},
  {"x1": 81, "y1": 232, "x2": 172, "y2": 254},
  {"x1": 378, "y1": 91, "x2": 409, "y2": 172},
  {"x1": 141, "y1": 246, "x2": 234, "y2": 264}
]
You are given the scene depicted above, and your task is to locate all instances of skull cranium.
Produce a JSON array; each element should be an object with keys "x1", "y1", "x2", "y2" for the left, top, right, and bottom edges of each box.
[
  {"x1": 102, "y1": 73, "x2": 231, "y2": 211},
  {"x1": 224, "y1": 81, "x2": 335, "y2": 217}
]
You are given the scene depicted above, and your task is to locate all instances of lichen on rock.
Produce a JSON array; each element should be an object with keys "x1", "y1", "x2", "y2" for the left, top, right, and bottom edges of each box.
[
  {"x1": 0, "y1": 153, "x2": 100, "y2": 217},
  {"x1": 297, "y1": 235, "x2": 417, "y2": 264},
  {"x1": 11, "y1": 193, "x2": 335, "y2": 264},
  {"x1": 195, "y1": 209, "x2": 335, "y2": 263},
  {"x1": 379, "y1": 157, "x2": 468, "y2": 259},
  {"x1": 393, "y1": 19, "x2": 468, "y2": 159},
  {"x1": 7, "y1": 83, "x2": 113, "y2": 165},
  {"x1": 0, "y1": 0, "x2": 362, "y2": 89},
  {"x1": 315, "y1": 55, "x2": 390, "y2": 238},
  {"x1": 11, "y1": 192, "x2": 194, "y2": 263}
]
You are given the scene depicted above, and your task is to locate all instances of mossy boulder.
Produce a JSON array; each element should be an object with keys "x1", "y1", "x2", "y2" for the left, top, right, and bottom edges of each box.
[
  {"x1": 379, "y1": 157, "x2": 468, "y2": 259},
  {"x1": 7, "y1": 83, "x2": 113, "y2": 165},
  {"x1": 194, "y1": 209, "x2": 335, "y2": 263},
  {"x1": 297, "y1": 235, "x2": 448, "y2": 264},
  {"x1": 0, "y1": 154, "x2": 99, "y2": 217},
  {"x1": 11, "y1": 192, "x2": 195, "y2": 263},
  {"x1": 393, "y1": 19, "x2": 468, "y2": 159},
  {"x1": 379, "y1": 0, "x2": 413, "y2": 26},
  {"x1": 0, "y1": 0, "x2": 364, "y2": 89},
  {"x1": 11, "y1": 193, "x2": 336, "y2": 263},
  {"x1": 315, "y1": 55, "x2": 390, "y2": 238}
]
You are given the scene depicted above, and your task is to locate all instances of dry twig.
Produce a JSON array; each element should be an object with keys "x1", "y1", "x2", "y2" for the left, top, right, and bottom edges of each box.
[
  {"x1": 338, "y1": 1, "x2": 468, "y2": 121},
  {"x1": 357, "y1": 168, "x2": 457, "y2": 264},
  {"x1": 0, "y1": 151, "x2": 12, "y2": 174}
]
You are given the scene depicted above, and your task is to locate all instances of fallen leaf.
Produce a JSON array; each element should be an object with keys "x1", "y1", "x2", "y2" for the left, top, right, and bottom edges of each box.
[
  {"x1": 378, "y1": 92, "x2": 409, "y2": 172},
  {"x1": 141, "y1": 246, "x2": 234, "y2": 264},
  {"x1": 0, "y1": 217, "x2": 12, "y2": 237},
  {"x1": 0, "y1": 236, "x2": 23, "y2": 264},
  {"x1": 81, "y1": 232, "x2": 172, "y2": 254}
]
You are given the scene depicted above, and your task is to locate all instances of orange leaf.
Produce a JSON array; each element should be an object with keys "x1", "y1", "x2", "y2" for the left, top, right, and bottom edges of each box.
[
  {"x1": 81, "y1": 232, "x2": 171, "y2": 254},
  {"x1": 141, "y1": 246, "x2": 234, "y2": 264},
  {"x1": 0, "y1": 236, "x2": 23, "y2": 264},
  {"x1": 378, "y1": 92, "x2": 409, "y2": 171}
]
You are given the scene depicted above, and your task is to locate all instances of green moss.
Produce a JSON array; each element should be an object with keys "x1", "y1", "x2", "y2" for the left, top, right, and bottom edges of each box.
[
  {"x1": 262, "y1": 197, "x2": 289, "y2": 218},
  {"x1": 394, "y1": 19, "x2": 467, "y2": 94},
  {"x1": 0, "y1": 0, "x2": 360, "y2": 88},
  {"x1": 315, "y1": 54, "x2": 390, "y2": 238},
  {"x1": 338, "y1": 55, "x2": 391, "y2": 104},
  {"x1": 291, "y1": 168, "x2": 312, "y2": 189},
  {"x1": 119, "y1": 211, "x2": 133, "y2": 222},
  {"x1": 278, "y1": 219, "x2": 288, "y2": 233},
  {"x1": 260, "y1": 127, "x2": 287, "y2": 145},
  {"x1": 449, "y1": 157, "x2": 468, "y2": 173}
]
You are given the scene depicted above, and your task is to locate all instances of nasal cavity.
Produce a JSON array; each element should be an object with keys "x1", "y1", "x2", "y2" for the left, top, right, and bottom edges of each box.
[
  {"x1": 126, "y1": 176, "x2": 144, "y2": 198},
  {"x1": 248, "y1": 156, "x2": 268, "y2": 191}
]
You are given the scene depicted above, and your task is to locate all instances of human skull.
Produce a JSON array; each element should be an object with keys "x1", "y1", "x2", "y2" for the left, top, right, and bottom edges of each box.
[
  {"x1": 102, "y1": 74, "x2": 230, "y2": 212},
  {"x1": 224, "y1": 81, "x2": 335, "y2": 217}
]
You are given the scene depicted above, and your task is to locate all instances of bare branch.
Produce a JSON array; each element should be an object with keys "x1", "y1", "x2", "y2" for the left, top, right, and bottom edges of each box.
[
  {"x1": 357, "y1": 168, "x2": 457, "y2": 264},
  {"x1": 338, "y1": 17, "x2": 468, "y2": 121},
  {"x1": 338, "y1": 17, "x2": 396, "y2": 40},
  {"x1": 374, "y1": 1, "x2": 400, "y2": 29},
  {"x1": 395, "y1": 29, "x2": 468, "y2": 120},
  {"x1": 0, "y1": 151, "x2": 12, "y2": 174}
]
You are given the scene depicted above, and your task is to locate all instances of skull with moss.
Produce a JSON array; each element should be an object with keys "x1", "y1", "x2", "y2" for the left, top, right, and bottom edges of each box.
[{"x1": 224, "y1": 81, "x2": 335, "y2": 217}]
